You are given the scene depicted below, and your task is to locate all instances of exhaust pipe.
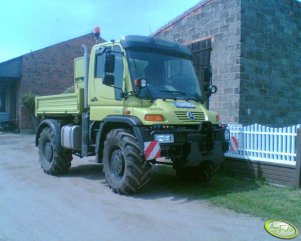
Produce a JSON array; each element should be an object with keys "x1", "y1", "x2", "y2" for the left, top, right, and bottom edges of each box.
[
  {"x1": 82, "y1": 45, "x2": 89, "y2": 109},
  {"x1": 81, "y1": 45, "x2": 89, "y2": 157}
]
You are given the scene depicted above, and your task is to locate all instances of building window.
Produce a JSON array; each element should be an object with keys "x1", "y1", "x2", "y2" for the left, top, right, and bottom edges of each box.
[
  {"x1": 187, "y1": 40, "x2": 211, "y2": 82},
  {"x1": 0, "y1": 92, "x2": 5, "y2": 112},
  {"x1": 187, "y1": 38, "x2": 211, "y2": 107}
]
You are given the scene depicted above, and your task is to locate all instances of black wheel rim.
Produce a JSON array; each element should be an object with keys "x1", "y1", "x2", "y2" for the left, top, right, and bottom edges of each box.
[
  {"x1": 44, "y1": 141, "x2": 53, "y2": 163},
  {"x1": 110, "y1": 148, "x2": 125, "y2": 179}
]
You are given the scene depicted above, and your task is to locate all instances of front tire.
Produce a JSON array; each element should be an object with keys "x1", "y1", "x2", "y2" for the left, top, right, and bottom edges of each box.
[
  {"x1": 103, "y1": 129, "x2": 152, "y2": 194},
  {"x1": 38, "y1": 127, "x2": 72, "y2": 175}
]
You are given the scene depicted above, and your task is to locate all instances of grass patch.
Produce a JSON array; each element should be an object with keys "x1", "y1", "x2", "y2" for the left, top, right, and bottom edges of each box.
[{"x1": 154, "y1": 170, "x2": 301, "y2": 228}]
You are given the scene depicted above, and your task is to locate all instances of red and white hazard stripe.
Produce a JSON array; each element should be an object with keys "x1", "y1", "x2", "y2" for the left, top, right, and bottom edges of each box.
[
  {"x1": 144, "y1": 141, "x2": 161, "y2": 161},
  {"x1": 230, "y1": 136, "x2": 239, "y2": 152}
]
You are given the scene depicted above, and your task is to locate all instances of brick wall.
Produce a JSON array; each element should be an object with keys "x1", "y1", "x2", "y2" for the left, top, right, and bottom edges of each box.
[
  {"x1": 154, "y1": 0, "x2": 301, "y2": 126},
  {"x1": 152, "y1": 0, "x2": 301, "y2": 186},
  {"x1": 240, "y1": 0, "x2": 301, "y2": 125},
  {"x1": 19, "y1": 33, "x2": 102, "y2": 130},
  {"x1": 223, "y1": 158, "x2": 297, "y2": 186},
  {"x1": 153, "y1": 0, "x2": 242, "y2": 123}
]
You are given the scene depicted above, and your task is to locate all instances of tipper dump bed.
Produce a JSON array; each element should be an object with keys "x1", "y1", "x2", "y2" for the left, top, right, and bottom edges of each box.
[
  {"x1": 35, "y1": 57, "x2": 84, "y2": 118},
  {"x1": 35, "y1": 89, "x2": 84, "y2": 117}
]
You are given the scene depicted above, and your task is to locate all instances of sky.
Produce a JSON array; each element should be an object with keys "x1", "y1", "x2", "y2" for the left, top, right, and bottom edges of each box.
[{"x1": 0, "y1": 0, "x2": 201, "y2": 63}]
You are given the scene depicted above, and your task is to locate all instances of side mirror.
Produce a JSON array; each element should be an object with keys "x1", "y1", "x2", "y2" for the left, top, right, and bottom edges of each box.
[
  {"x1": 208, "y1": 85, "x2": 217, "y2": 94},
  {"x1": 204, "y1": 66, "x2": 212, "y2": 83},
  {"x1": 105, "y1": 53, "x2": 115, "y2": 73},
  {"x1": 103, "y1": 74, "x2": 115, "y2": 86}
]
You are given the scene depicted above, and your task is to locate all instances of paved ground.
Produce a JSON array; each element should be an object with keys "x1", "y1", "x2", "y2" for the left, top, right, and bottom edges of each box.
[{"x1": 0, "y1": 133, "x2": 279, "y2": 241}]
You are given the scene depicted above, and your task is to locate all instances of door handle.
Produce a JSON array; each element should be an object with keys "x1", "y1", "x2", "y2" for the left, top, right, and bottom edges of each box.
[{"x1": 91, "y1": 97, "x2": 98, "y2": 102}]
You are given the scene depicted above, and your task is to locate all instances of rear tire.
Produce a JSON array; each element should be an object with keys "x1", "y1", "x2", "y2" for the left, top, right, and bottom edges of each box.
[
  {"x1": 176, "y1": 161, "x2": 217, "y2": 182},
  {"x1": 38, "y1": 127, "x2": 72, "y2": 175},
  {"x1": 103, "y1": 129, "x2": 152, "y2": 194}
]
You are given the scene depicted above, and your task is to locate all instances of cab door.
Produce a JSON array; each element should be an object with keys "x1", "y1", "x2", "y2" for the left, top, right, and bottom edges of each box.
[{"x1": 89, "y1": 44, "x2": 125, "y2": 121}]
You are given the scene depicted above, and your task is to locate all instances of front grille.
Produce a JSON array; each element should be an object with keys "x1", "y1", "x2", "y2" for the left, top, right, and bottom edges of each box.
[{"x1": 174, "y1": 111, "x2": 205, "y2": 122}]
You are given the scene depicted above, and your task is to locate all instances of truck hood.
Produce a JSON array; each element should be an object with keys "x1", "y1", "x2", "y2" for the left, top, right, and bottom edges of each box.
[{"x1": 131, "y1": 99, "x2": 219, "y2": 125}]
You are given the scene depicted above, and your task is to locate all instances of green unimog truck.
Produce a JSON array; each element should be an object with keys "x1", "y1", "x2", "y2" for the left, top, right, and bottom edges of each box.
[{"x1": 35, "y1": 35, "x2": 229, "y2": 194}]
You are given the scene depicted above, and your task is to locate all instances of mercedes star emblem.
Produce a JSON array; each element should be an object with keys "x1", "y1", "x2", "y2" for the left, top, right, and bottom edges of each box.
[{"x1": 187, "y1": 112, "x2": 196, "y2": 120}]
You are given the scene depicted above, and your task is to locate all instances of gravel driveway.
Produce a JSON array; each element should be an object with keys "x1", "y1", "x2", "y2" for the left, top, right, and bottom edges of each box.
[{"x1": 0, "y1": 134, "x2": 278, "y2": 241}]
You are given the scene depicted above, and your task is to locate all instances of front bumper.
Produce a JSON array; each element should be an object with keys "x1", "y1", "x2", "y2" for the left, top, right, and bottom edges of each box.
[{"x1": 137, "y1": 122, "x2": 229, "y2": 167}]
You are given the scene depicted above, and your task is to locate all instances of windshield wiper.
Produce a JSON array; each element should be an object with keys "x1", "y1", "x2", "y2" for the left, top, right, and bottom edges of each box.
[{"x1": 159, "y1": 90, "x2": 196, "y2": 101}]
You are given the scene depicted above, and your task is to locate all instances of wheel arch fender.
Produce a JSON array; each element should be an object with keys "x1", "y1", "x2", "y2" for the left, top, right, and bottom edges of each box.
[
  {"x1": 95, "y1": 115, "x2": 149, "y2": 162},
  {"x1": 35, "y1": 119, "x2": 62, "y2": 150}
]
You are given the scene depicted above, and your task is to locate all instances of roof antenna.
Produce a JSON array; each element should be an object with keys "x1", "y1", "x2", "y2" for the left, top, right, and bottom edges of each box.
[{"x1": 93, "y1": 26, "x2": 101, "y2": 43}]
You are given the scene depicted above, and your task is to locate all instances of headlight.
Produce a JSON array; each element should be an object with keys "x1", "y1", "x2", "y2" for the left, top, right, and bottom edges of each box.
[{"x1": 154, "y1": 134, "x2": 174, "y2": 143}]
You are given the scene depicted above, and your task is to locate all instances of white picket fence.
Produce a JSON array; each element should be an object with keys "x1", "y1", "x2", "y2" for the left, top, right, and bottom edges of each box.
[{"x1": 225, "y1": 124, "x2": 301, "y2": 166}]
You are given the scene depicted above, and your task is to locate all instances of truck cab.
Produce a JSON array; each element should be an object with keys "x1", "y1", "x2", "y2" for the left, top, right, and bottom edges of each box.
[{"x1": 35, "y1": 35, "x2": 229, "y2": 194}]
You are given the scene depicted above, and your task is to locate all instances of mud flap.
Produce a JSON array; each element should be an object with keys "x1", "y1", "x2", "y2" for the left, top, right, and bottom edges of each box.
[
  {"x1": 212, "y1": 141, "x2": 225, "y2": 164},
  {"x1": 185, "y1": 139, "x2": 224, "y2": 167},
  {"x1": 186, "y1": 141, "x2": 203, "y2": 167},
  {"x1": 186, "y1": 133, "x2": 203, "y2": 167}
]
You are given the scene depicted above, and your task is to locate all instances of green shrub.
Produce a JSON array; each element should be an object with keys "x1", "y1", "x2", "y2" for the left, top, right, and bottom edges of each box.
[{"x1": 21, "y1": 92, "x2": 35, "y2": 111}]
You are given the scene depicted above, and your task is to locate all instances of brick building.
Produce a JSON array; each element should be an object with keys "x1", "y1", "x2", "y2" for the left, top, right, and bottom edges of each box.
[
  {"x1": 153, "y1": 0, "x2": 301, "y2": 187},
  {"x1": 0, "y1": 33, "x2": 102, "y2": 132},
  {"x1": 1, "y1": 0, "x2": 300, "y2": 132},
  {"x1": 154, "y1": 0, "x2": 301, "y2": 125}
]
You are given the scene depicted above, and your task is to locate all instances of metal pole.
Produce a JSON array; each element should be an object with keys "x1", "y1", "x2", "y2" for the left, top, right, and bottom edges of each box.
[{"x1": 295, "y1": 128, "x2": 301, "y2": 188}]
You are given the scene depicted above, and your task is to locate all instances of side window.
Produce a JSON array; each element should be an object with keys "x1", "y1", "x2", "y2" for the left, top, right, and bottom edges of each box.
[
  {"x1": 113, "y1": 45, "x2": 124, "y2": 100},
  {"x1": 95, "y1": 48, "x2": 105, "y2": 78}
]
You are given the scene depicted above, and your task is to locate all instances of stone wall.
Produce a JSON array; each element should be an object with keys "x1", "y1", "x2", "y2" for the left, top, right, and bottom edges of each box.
[
  {"x1": 240, "y1": 0, "x2": 301, "y2": 125},
  {"x1": 153, "y1": 0, "x2": 242, "y2": 123},
  {"x1": 19, "y1": 34, "x2": 101, "y2": 130}
]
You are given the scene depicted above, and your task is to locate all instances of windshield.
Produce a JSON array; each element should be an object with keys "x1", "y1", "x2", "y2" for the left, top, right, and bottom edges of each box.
[{"x1": 127, "y1": 49, "x2": 203, "y2": 101}]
